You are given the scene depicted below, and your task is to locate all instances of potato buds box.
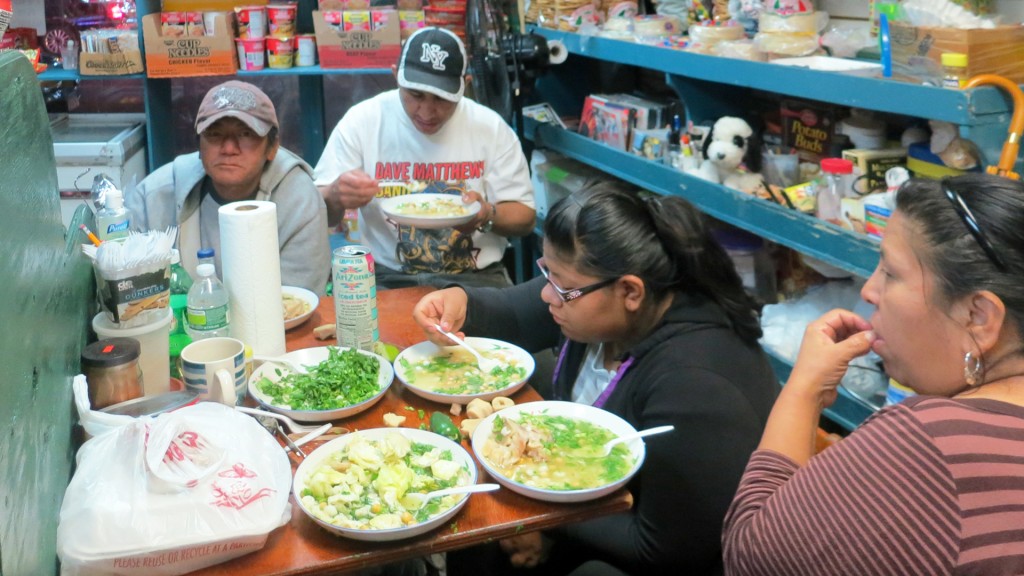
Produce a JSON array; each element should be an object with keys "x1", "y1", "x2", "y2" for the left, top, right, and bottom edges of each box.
[{"x1": 781, "y1": 99, "x2": 840, "y2": 163}]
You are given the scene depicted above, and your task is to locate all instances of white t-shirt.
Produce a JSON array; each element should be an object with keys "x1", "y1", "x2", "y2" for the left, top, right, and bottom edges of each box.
[
  {"x1": 313, "y1": 90, "x2": 534, "y2": 273},
  {"x1": 572, "y1": 342, "x2": 616, "y2": 406}
]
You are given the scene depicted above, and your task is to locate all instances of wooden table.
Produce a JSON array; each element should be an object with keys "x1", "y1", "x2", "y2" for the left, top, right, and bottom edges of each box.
[{"x1": 189, "y1": 287, "x2": 632, "y2": 575}]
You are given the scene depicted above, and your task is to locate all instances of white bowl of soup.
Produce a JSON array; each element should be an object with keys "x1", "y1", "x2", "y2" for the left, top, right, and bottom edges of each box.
[
  {"x1": 379, "y1": 193, "x2": 481, "y2": 229},
  {"x1": 471, "y1": 401, "x2": 644, "y2": 503},
  {"x1": 394, "y1": 338, "x2": 534, "y2": 404},
  {"x1": 294, "y1": 428, "x2": 478, "y2": 541}
]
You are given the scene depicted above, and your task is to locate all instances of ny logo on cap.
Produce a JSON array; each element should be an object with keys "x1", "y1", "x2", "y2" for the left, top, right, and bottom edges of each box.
[{"x1": 419, "y1": 43, "x2": 449, "y2": 71}]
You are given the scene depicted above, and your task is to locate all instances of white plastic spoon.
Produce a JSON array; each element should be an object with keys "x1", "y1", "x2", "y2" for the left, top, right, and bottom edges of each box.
[
  {"x1": 235, "y1": 406, "x2": 323, "y2": 434},
  {"x1": 433, "y1": 324, "x2": 503, "y2": 373},
  {"x1": 400, "y1": 483, "x2": 501, "y2": 511},
  {"x1": 253, "y1": 354, "x2": 309, "y2": 375},
  {"x1": 602, "y1": 425, "x2": 675, "y2": 456}
]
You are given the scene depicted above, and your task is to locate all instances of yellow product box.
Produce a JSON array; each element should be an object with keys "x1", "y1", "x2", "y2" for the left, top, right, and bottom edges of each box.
[
  {"x1": 841, "y1": 148, "x2": 907, "y2": 195},
  {"x1": 839, "y1": 197, "x2": 866, "y2": 234},
  {"x1": 143, "y1": 11, "x2": 237, "y2": 78},
  {"x1": 343, "y1": 10, "x2": 372, "y2": 31}
]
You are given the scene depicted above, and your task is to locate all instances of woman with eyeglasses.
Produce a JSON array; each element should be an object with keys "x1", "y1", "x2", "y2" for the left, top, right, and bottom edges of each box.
[
  {"x1": 723, "y1": 173, "x2": 1024, "y2": 575},
  {"x1": 411, "y1": 182, "x2": 779, "y2": 575}
]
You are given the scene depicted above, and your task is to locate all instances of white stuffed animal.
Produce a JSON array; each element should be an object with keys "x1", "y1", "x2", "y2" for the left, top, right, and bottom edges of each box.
[{"x1": 687, "y1": 116, "x2": 765, "y2": 194}]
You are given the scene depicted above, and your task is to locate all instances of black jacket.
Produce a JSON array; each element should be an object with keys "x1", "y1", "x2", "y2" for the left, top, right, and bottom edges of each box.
[{"x1": 462, "y1": 276, "x2": 779, "y2": 575}]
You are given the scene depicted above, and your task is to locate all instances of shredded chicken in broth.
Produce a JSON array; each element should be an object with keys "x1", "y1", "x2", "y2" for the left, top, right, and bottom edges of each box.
[
  {"x1": 282, "y1": 294, "x2": 311, "y2": 320},
  {"x1": 399, "y1": 348, "x2": 526, "y2": 395},
  {"x1": 481, "y1": 414, "x2": 635, "y2": 491}
]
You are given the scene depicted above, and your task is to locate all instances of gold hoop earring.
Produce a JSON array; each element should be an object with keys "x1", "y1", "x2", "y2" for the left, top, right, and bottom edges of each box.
[{"x1": 964, "y1": 351, "x2": 983, "y2": 387}]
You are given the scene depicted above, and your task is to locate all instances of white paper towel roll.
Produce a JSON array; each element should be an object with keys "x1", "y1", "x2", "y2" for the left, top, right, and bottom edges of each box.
[{"x1": 219, "y1": 201, "x2": 286, "y2": 357}]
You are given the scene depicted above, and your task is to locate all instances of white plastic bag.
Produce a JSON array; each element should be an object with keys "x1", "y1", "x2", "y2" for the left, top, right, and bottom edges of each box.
[{"x1": 58, "y1": 377, "x2": 292, "y2": 575}]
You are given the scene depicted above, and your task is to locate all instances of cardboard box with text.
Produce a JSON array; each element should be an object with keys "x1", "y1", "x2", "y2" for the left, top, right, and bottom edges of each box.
[
  {"x1": 313, "y1": 10, "x2": 401, "y2": 69},
  {"x1": 142, "y1": 12, "x2": 237, "y2": 78}
]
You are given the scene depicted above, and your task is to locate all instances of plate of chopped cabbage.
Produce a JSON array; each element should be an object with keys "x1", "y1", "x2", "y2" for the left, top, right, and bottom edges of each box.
[
  {"x1": 472, "y1": 401, "x2": 645, "y2": 503},
  {"x1": 379, "y1": 193, "x2": 481, "y2": 228},
  {"x1": 394, "y1": 337, "x2": 534, "y2": 404},
  {"x1": 294, "y1": 428, "x2": 479, "y2": 541},
  {"x1": 249, "y1": 346, "x2": 393, "y2": 422}
]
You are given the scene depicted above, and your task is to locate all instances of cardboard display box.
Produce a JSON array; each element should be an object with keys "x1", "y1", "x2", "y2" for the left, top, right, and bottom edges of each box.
[
  {"x1": 313, "y1": 10, "x2": 401, "y2": 69},
  {"x1": 890, "y1": 23, "x2": 1024, "y2": 84},
  {"x1": 79, "y1": 50, "x2": 145, "y2": 76},
  {"x1": 142, "y1": 12, "x2": 237, "y2": 78}
]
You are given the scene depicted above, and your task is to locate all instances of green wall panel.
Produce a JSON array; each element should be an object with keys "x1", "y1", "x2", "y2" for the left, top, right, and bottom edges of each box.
[{"x1": 0, "y1": 51, "x2": 95, "y2": 576}]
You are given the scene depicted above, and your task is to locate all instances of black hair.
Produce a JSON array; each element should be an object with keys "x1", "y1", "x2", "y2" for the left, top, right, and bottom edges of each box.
[
  {"x1": 544, "y1": 182, "x2": 763, "y2": 343},
  {"x1": 896, "y1": 173, "x2": 1024, "y2": 338}
]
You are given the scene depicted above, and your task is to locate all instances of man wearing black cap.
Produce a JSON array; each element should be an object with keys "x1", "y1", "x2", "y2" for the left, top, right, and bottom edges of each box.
[
  {"x1": 127, "y1": 80, "x2": 330, "y2": 295},
  {"x1": 314, "y1": 27, "x2": 536, "y2": 289}
]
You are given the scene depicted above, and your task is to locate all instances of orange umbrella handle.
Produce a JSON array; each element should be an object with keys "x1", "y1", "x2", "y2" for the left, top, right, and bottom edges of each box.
[{"x1": 964, "y1": 74, "x2": 1024, "y2": 179}]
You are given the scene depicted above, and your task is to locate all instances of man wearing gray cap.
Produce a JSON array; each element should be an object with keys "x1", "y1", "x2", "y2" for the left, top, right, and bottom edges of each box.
[
  {"x1": 314, "y1": 27, "x2": 535, "y2": 289},
  {"x1": 127, "y1": 80, "x2": 330, "y2": 295}
]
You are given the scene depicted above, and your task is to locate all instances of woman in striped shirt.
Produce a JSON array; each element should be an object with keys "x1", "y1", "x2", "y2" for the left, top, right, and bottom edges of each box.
[{"x1": 723, "y1": 173, "x2": 1024, "y2": 575}]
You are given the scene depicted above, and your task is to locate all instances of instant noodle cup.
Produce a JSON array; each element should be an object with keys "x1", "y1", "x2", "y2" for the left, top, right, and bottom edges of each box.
[
  {"x1": 266, "y1": 36, "x2": 294, "y2": 69},
  {"x1": 236, "y1": 5, "x2": 266, "y2": 39},
  {"x1": 296, "y1": 34, "x2": 316, "y2": 67},
  {"x1": 236, "y1": 37, "x2": 266, "y2": 71},
  {"x1": 398, "y1": 11, "x2": 425, "y2": 40},
  {"x1": 323, "y1": 10, "x2": 343, "y2": 31},
  {"x1": 267, "y1": 4, "x2": 297, "y2": 37}
]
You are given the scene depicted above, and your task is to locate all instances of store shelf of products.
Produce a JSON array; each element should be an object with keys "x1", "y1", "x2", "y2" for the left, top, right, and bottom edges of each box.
[
  {"x1": 526, "y1": 120, "x2": 880, "y2": 278},
  {"x1": 522, "y1": 28, "x2": 1023, "y2": 431},
  {"x1": 532, "y1": 28, "x2": 1015, "y2": 127}
]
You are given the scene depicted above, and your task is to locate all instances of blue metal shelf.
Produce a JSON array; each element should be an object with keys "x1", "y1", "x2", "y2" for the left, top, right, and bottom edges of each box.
[
  {"x1": 527, "y1": 121, "x2": 880, "y2": 278},
  {"x1": 533, "y1": 28, "x2": 1012, "y2": 127},
  {"x1": 237, "y1": 65, "x2": 391, "y2": 77},
  {"x1": 38, "y1": 69, "x2": 145, "y2": 81}
]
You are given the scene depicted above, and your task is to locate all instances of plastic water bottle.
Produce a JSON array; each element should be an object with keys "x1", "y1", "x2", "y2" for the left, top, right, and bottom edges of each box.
[
  {"x1": 186, "y1": 263, "x2": 230, "y2": 340},
  {"x1": 95, "y1": 188, "x2": 131, "y2": 241}
]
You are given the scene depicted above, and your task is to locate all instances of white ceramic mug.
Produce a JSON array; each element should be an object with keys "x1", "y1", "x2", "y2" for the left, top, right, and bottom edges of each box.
[{"x1": 180, "y1": 337, "x2": 246, "y2": 406}]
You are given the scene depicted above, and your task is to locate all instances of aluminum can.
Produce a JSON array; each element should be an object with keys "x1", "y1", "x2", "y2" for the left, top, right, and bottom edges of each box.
[{"x1": 332, "y1": 245, "x2": 379, "y2": 351}]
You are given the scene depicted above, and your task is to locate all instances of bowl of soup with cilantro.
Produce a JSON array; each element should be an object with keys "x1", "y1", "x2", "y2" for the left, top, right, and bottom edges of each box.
[
  {"x1": 379, "y1": 193, "x2": 481, "y2": 229},
  {"x1": 394, "y1": 338, "x2": 534, "y2": 403},
  {"x1": 294, "y1": 428, "x2": 478, "y2": 541},
  {"x1": 471, "y1": 401, "x2": 645, "y2": 503}
]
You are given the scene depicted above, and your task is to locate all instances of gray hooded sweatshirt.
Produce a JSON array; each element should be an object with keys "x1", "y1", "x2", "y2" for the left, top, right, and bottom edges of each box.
[{"x1": 127, "y1": 148, "x2": 330, "y2": 295}]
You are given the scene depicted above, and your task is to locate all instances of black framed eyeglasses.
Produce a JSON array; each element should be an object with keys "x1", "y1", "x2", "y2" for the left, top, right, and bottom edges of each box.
[
  {"x1": 536, "y1": 258, "x2": 618, "y2": 303},
  {"x1": 944, "y1": 187, "x2": 1008, "y2": 272}
]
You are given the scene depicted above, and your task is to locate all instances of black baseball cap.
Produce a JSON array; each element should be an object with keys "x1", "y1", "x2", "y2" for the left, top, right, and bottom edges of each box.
[{"x1": 396, "y1": 27, "x2": 467, "y2": 102}]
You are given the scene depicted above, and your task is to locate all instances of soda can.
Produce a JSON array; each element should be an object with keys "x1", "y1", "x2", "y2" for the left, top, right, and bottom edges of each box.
[{"x1": 332, "y1": 245, "x2": 379, "y2": 351}]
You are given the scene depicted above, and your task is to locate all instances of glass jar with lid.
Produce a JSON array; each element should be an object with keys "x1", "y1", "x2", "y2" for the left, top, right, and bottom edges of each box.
[{"x1": 81, "y1": 337, "x2": 144, "y2": 409}]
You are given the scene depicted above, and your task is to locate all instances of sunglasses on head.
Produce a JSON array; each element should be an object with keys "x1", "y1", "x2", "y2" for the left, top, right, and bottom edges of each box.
[{"x1": 943, "y1": 186, "x2": 1008, "y2": 272}]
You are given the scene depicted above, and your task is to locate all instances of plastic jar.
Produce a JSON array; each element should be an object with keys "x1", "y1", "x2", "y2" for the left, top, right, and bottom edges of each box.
[
  {"x1": 82, "y1": 338, "x2": 144, "y2": 410},
  {"x1": 817, "y1": 158, "x2": 854, "y2": 225},
  {"x1": 942, "y1": 52, "x2": 968, "y2": 89}
]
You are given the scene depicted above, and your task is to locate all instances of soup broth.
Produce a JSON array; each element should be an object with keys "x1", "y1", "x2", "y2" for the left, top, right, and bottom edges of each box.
[
  {"x1": 399, "y1": 347, "x2": 526, "y2": 395},
  {"x1": 481, "y1": 414, "x2": 635, "y2": 491}
]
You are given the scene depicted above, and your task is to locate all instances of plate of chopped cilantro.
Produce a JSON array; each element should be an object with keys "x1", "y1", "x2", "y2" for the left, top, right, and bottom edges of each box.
[
  {"x1": 394, "y1": 338, "x2": 534, "y2": 404},
  {"x1": 249, "y1": 346, "x2": 394, "y2": 422}
]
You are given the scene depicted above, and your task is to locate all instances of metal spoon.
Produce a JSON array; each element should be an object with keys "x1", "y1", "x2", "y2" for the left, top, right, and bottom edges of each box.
[
  {"x1": 400, "y1": 483, "x2": 501, "y2": 511},
  {"x1": 602, "y1": 425, "x2": 675, "y2": 456},
  {"x1": 432, "y1": 324, "x2": 502, "y2": 373}
]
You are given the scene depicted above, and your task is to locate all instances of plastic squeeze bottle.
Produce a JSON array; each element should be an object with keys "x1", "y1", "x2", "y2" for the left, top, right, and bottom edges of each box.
[{"x1": 95, "y1": 188, "x2": 131, "y2": 241}]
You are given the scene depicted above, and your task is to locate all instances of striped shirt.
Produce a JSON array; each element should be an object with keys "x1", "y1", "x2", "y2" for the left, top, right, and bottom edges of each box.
[{"x1": 722, "y1": 396, "x2": 1024, "y2": 575}]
